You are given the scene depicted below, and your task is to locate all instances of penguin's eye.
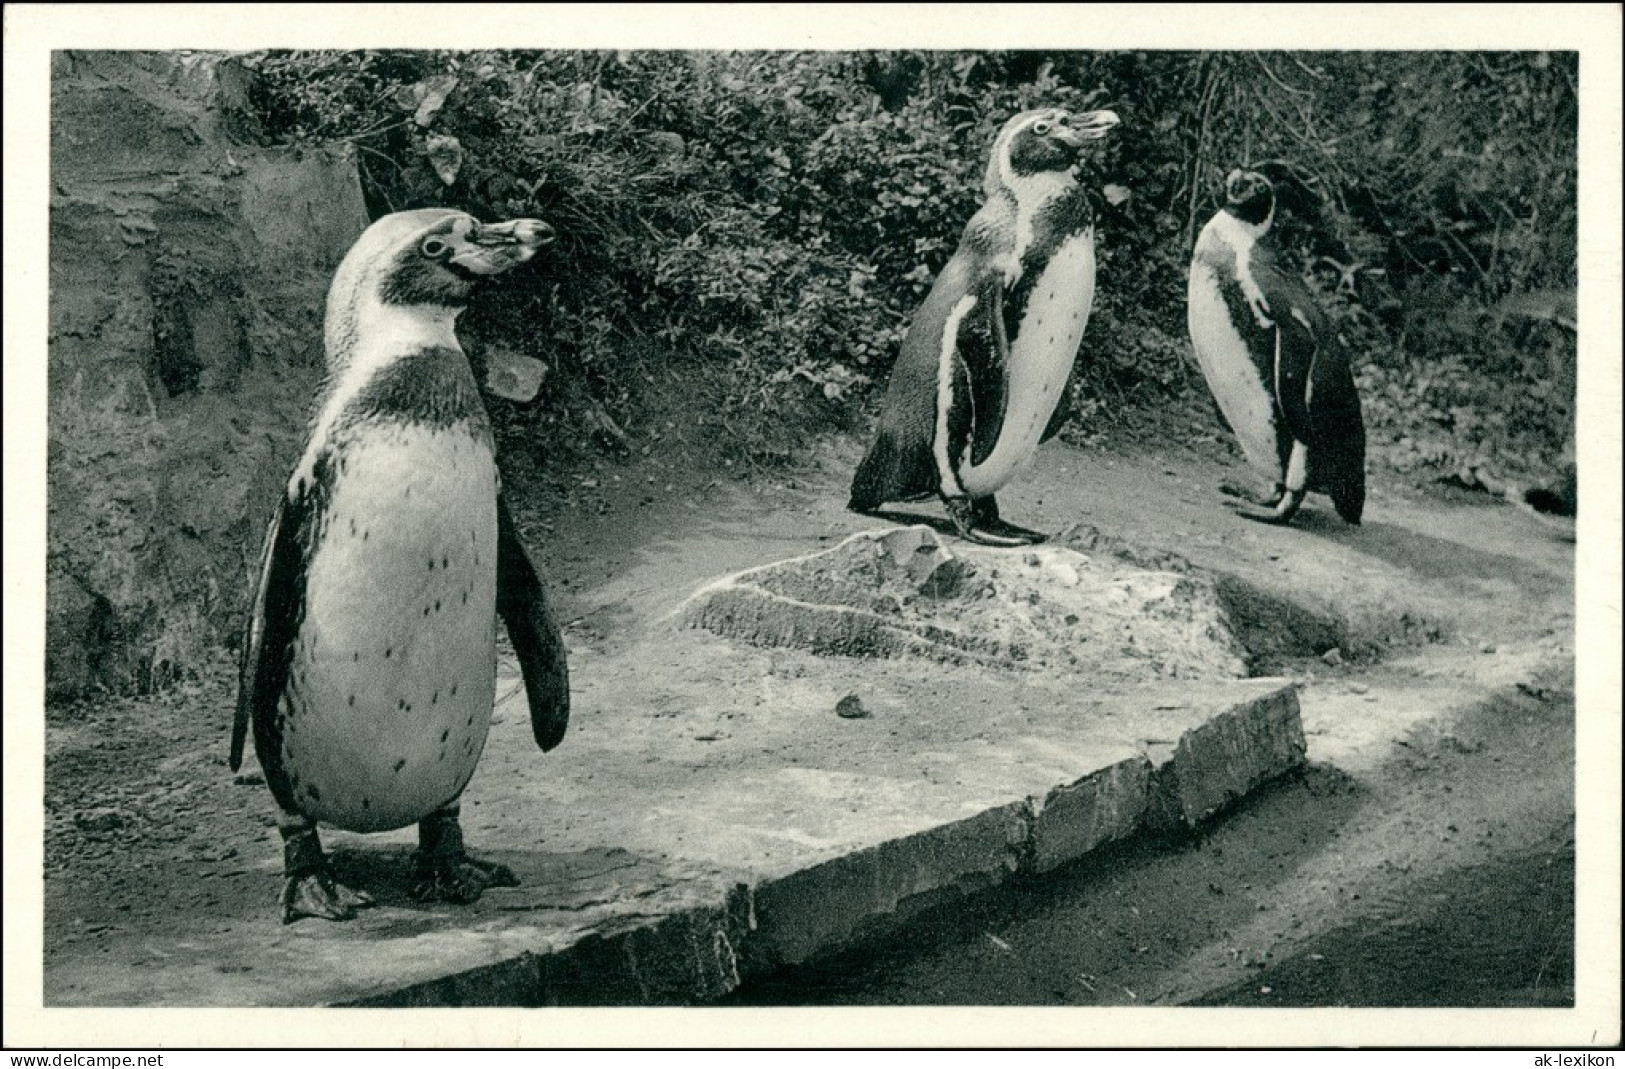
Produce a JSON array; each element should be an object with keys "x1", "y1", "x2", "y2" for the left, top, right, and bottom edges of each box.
[
  {"x1": 1033, "y1": 120, "x2": 1052, "y2": 136},
  {"x1": 421, "y1": 237, "x2": 451, "y2": 261}
]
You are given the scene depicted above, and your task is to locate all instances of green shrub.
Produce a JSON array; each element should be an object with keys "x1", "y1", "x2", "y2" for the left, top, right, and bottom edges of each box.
[{"x1": 244, "y1": 49, "x2": 1575, "y2": 485}]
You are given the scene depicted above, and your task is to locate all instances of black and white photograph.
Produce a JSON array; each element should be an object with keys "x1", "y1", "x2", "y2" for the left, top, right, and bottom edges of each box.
[{"x1": 4, "y1": 2, "x2": 1620, "y2": 1051}]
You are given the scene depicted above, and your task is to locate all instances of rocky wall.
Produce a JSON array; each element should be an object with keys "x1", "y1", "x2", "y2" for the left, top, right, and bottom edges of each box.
[{"x1": 46, "y1": 51, "x2": 369, "y2": 699}]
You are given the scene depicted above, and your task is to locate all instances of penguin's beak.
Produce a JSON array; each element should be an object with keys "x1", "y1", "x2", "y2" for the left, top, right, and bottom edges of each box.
[
  {"x1": 1072, "y1": 109, "x2": 1121, "y2": 142},
  {"x1": 450, "y1": 218, "x2": 556, "y2": 275},
  {"x1": 1050, "y1": 109, "x2": 1120, "y2": 155}
]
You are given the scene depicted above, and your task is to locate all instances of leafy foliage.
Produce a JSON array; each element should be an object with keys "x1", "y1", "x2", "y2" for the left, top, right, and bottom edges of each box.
[{"x1": 244, "y1": 49, "x2": 1576, "y2": 484}]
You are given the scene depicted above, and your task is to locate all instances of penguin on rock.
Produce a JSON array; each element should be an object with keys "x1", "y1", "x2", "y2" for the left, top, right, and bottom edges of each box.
[
  {"x1": 232, "y1": 209, "x2": 571, "y2": 923},
  {"x1": 1187, "y1": 168, "x2": 1366, "y2": 526},
  {"x1": 848, "y1": 106, "x2": 1121, "y2": 546}
]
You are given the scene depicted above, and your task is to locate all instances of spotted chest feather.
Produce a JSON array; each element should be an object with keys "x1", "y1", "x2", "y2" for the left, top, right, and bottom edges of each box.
[{"x1": 277, "y1": 418, "x2": 501, "y2": 833}]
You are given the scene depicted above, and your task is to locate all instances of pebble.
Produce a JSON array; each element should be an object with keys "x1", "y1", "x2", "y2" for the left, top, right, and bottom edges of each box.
[{"x1": 835, "y1": 694, "x2": 870, "y2": 720}]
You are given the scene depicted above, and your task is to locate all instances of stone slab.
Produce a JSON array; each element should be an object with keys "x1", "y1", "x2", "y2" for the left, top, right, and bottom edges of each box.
[
  {"x1": 46, "y1": 530, "x2": 1308, "y2": 1007},
  {"x1": 46, "y1": 635, "x2": 1302, "y2": 1006}
]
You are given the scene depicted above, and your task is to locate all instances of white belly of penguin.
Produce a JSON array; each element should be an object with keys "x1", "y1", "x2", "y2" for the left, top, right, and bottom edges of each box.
[
  {"x1": 282, "y1": 424, "x2": 499, "y2": 833},
  {"x1": 958, "y1": 233, "x2": 1096, "y2": 498},
  {"x1": 1187, "y1": 262, "x2": 1280, "y2": 477}
]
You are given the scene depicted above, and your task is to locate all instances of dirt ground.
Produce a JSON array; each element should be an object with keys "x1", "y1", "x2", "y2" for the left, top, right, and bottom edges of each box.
[{"x1": 42, "y1": 425, "x2": 1579, "y2": 1007}]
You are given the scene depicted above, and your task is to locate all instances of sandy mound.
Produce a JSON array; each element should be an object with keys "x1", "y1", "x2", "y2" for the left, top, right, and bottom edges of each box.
[{"x1": 682, "y1": 526, "x2": 1249, "y2": 682}]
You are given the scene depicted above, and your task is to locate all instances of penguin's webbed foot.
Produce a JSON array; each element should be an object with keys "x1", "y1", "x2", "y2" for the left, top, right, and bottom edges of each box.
[
  {"x1": 408, "y1": 852, "x2": 519, "y2": 905},
  {"x1": 277, "y1": 816, "x2": 375, "y2": 924},
  {"x1": 410, "y1": 805, "x2": 518, "y2": 905},
  {"x1": 1230, "y1": 487, "x2": 1307, "y2": 526},
  {"x1": 945, "y1": 498, "x2": 1048, "y2": 547},
  {"x1": 1232, "y1": 506, "x2": 1293, "y2": 526},
  {"x1": 974, "y1": 518, "x2": 1049, "y2": 546},
  {"x1": 1219, "y1": 480, "x2": 1285, "y2": 507},
  {"x1": 280, "y1": 869, "x2": 375, "y2": 924}
]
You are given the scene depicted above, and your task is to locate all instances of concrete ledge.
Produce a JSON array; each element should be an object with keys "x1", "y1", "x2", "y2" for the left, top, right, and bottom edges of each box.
[
  {"x1": 750, "y1": 802, "x2": 1030, "y2": 968},
  {"x1": 1153, "y1": 686, "x2": 1307, "y2": 827},
  {"x1": 47, "y1": 616, "x2": 1306, "y2": 1007},
  {"x1": 1028, "y1": 755, "x2": 1153, "y2": 875},
  {"x1": 345, "y1": 680, "x2": 1306, "y2": 1006}
]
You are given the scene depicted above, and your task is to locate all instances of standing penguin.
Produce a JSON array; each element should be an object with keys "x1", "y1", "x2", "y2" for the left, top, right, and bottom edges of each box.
[
  {"x1": 849, "y1": 107, "x2": 1121, "y2": 546},
  {"x1": 1187, "y1": 169, "x2": 1366, "y2": 525},
  {"x1": 232, "y1": 209, "x2": 570, "y2": 923}
]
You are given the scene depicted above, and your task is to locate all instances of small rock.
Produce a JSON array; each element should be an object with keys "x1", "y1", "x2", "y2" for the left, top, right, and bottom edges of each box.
[
  {"x1": 835, "y1": 694, "x2": 869, "y2": 720},
  {"x1": 1480, "y1": 642, "x2": 1497, "y2": 654},
  {"x1": 1348, "y1": 682, "x2": 1369, "y2": 695},
  {"x1": 1321, "y1": 647, "x2": 1344, "y2": 667}
]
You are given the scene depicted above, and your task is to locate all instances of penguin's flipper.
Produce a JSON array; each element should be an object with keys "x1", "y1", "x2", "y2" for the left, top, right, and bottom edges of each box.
[
  {"x1": 231, "y1": 524, "x2": 278, "y2": 771},
  {"x1": 965, "y1": 278, "x2": 1011, "y2": 464},
  {"x1": 496, "y1": 495, "x2": 571, "y2": 753},
  {"x1": 233, "y1": 484, "x2": 310, "y2": 814},
  {"x1": 1269, "y1": 312, "x2": 1318, "y2": 450}
]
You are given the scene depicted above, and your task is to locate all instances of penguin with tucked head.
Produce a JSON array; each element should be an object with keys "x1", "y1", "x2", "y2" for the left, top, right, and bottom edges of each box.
[
  {"x1": 232, "y1": 209, "x2": 570, "y2": 923},
  {"x1": 1187, "y1": 169, "x2": 1366, "y2": 526},
  {"x1": 849, "y1": 106, "x2": 1121, "y2": 546}
]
